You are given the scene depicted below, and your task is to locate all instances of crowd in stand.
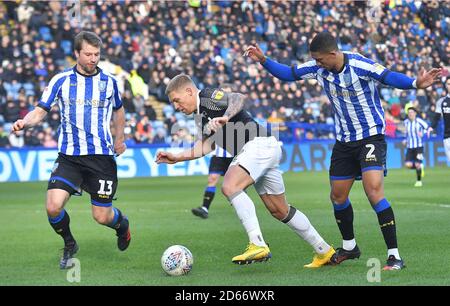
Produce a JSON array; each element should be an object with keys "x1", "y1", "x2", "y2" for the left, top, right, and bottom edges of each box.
[{"x1": 0, "y1": 0, "x2": 449, "y2": 148}]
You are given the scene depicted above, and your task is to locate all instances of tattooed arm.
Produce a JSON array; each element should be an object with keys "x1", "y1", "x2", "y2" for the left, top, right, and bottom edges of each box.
[
  {"x1": 224, "y1": 92, "x2": 246, "y2": 119},
  {"x1": 208, "y1": 92, "x2": 246, "y2": 132}
]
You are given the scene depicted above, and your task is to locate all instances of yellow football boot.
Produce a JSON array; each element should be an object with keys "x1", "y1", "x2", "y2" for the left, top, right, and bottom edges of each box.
[
  {"x1": 232, "y1": 243, "x2": 271, "y2": 265},
  {"x1": 304, "y1": 247, "x2": 336, "y2": 268}
]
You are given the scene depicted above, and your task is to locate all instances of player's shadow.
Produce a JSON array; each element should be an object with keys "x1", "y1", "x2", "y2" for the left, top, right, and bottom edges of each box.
[{"x1": 76, "y1": 238, "x2": 133, "y2": 263}]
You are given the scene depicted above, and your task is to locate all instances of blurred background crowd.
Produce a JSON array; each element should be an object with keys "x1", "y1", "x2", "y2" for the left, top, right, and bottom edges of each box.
[{"x1": 0, "y1": 0, "x2": 449, "y2": 148}]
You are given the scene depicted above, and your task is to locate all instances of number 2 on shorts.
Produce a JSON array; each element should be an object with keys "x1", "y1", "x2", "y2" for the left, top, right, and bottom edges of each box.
[{"x1": 365, "y1": 144, "x2": 376, "y2": 159}]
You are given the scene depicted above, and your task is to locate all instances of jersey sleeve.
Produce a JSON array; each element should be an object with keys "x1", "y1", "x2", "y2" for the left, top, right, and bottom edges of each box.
[
  {"x1": 352, "y1": 54, "x2": 389, "y2": 82},
  {"x1": 111, "y1": 77, "x2": 123, "y2": 110},
  {"x1": 263, "y1": 57, "x2": 318, "y2": 81},
  {"x1": 418, "y1": 118, "x2": 429, "y2": 130},
  {"x1": 38, "y1": 74, "x2": 67, "y2": 112},
  {"x1": 199, "y1": 89, "x2": 229, "y2": 110},
  {"x1": 292, "y1": 60, "x2": 320, "y2": 80}
]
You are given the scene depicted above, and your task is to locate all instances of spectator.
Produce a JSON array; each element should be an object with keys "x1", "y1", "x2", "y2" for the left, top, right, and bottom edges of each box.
[
  {"x1": 0, "y1": 124, "x2": 10, "y2": 148},
  {"x1": 0, "y1": 1, "x2": 447, "y2": 145}
]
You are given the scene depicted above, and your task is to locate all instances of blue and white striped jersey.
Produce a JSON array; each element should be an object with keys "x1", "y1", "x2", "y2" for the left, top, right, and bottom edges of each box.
[
  {"x1": 213, "y1": 146, "x2": 234, "y2": 158},
  {"x1": 292, "y1": 52, "x2": 388, "y2": 142},
  {"x1": 38, "y1": 67, "x2": 122, "y2": 156},
  {"x1": 404, "y1": 117, "x2": 429, "y2": 149}
]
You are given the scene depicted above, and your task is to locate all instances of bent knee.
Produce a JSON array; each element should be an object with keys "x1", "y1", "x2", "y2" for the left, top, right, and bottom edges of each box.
[
  {"x1": 208, "y1": 174, "x2": 220, "y2": 186},
  {"x1": 46, "y1": 200, "x2": 64, "y2": 217},
  {"x1": 366, "y1": 188, "x2": 384, "y2": 204},
  {"x1": 330, "y1": 192, "x2": 348, "y2": 205},
  {"x1": 93, "y1": 213, "x2": 111, "y2": 225},
  {"x1": 221, "y1": 184, "x2": 240, "y2": 198}
]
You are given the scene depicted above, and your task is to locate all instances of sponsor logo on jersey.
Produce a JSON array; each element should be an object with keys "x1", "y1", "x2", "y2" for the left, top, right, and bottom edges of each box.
[
  {"x1": 374, "y1": 63, "x2": 386, "y2": 74},
  {"x1": 212, "y1": 90, "x2": 224, "y2": 100}
]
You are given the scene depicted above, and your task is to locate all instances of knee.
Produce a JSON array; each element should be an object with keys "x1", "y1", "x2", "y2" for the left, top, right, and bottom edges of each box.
[
  {"x1": 221, "y1": 183, "x2": 239, "y2": 199},
  {"x1": 366, "y1": 186, "x2": 383, "y2": 204},
  {"x1": 405, "y1": 162, "x2": 413, "y2": 169},
  {"x1": 46, "y1": 199, "x2": 63, "y2": 217},
  {"x1": 208, "y1": 175, "x2": 220, "y2": 186},
  {"x1": 93, "y1": 212, "x2": 111, "y2": 225},
  {"x1": 330, "y1": 192, "x2": 347, "y2": 205}
]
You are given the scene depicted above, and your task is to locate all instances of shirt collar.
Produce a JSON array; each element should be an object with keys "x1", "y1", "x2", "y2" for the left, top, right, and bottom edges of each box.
[{"x1": 196, "y1": 90, "x2": 200, "y2": 115}]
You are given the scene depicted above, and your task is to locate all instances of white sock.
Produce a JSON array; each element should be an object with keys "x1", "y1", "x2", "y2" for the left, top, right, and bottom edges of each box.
[
  {"x1": 343, "y1": 239, "x2": 357, "y2": 251},
  {"x1": 285, "y1": 209, "x2": 331, "y2": 254},
  {"x1": 388, "y1": 248, "x2": 401, "y2": 260},
  {"x1": 201, "y1": 207, "x2": 208, "y2": 212},
  {"x1": 230, "y1": 191, "x2": 266, "y2": 247}
]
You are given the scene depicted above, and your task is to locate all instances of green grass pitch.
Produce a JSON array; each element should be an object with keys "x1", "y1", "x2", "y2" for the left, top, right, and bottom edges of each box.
[{"x1": 0, "y1": 168, "x2": 449, "y2": 285}]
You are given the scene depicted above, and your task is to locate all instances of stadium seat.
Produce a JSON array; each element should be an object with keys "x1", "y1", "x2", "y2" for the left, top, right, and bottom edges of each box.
[
  {"x1": 39, "y1": 26, "x2": 52, "y2": 42},
  {"x1": 152, "y1": 120, "x2": 164, "y2": 130},
  {"x1": 61, "y1": 40, "x2": 72, "y2": 55}
]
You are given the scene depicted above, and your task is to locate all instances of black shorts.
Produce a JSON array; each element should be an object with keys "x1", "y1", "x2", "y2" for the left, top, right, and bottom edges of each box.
[
  {"x1": 330, "y1": 134, "x2": 387, "y2": 180},
  {"x1": 48, "y1": 153, "x2": 118, "y2": 206},
  {"x1": 405, "y1": 147, "x2": 424, "y2": 163},
  {"x1": 209, "y1": 156, "x2": 234, "y2": 176}
]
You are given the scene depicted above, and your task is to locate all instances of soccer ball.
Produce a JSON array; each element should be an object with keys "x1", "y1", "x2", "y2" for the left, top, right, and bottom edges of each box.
[{"x1": 161, "y1": 245, "x2": 194, "y2": 276}]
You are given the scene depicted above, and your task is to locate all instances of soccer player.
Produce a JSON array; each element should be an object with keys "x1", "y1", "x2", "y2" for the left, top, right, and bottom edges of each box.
[
  {"x1": 403, "y1": 107, "x2": 430, "y2": 187},
  {"x1": 12, "y1": 31, "x2": 131, "y2": 269},
  {"x1": 244, "y1": 32, "x2": 441, "y2": 270},
  {"x1": 192, "y1": 84, "x2": 235, "y2": 219},
  {"x1": 157, "y1": 74, "x2": 336, "y2": 268},
  {"x1": 191, "y1": 145, "x2": 233, "y2": 219},
  {"x1": 430, "y1": 78, "x2": 450, "y2": 163}
]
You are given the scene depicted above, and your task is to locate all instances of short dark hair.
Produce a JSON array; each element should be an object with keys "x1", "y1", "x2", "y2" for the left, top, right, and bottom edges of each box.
[
  {"x1": 407, "y1": 107, "x2": 418, "y2": 113},
  {"x1": 74, "y1": 31, "x2": 103, "y2": 52},
  {"x1": 309, "y1": 32, "x2": 339, "y2": 53}
]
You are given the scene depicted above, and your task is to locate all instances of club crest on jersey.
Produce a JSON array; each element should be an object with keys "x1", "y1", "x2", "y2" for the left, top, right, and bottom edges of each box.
[
  {"x1": 343, "y1": 74, "x2": 352, "y2": 85},
  {"x1": 212, "y1": 90, "x2": 224, "y2": 100},
  {"x1": 99, "y1": 81, "x2": 107, "y2": 92}
]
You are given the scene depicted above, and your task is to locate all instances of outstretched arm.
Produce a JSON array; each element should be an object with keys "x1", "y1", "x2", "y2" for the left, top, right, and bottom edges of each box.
[
  {"x1": 382, "y1": 67, "x2": 442, "y2": 89},
  {"x1": 12, "y1": 107, "x2": 48, "y2": 133},
  {"x1": 156, "y1": 138, "x2": 214, "y2": 164},
  {"x1": 244, "y1": 45, "x2": 298, "y2": 81}
]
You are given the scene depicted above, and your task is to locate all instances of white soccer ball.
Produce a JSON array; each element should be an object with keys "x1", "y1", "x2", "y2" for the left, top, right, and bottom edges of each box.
[{"x1": 161, "y1": 245, "x2": 194, "y2": 276}]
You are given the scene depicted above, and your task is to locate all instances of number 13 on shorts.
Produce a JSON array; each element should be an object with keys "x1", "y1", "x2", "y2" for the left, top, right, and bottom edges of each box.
[{"x1": 98, "y1": 179, "x2": 113, "y2": 195}]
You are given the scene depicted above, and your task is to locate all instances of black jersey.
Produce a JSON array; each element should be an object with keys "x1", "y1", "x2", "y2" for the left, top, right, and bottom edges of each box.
[
  {"x1": 432, "y1": 95, "x2": 450, "y2": 139},
  {"x1": 196, "y1": 88, "x2": 269, "y2": 156}
]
